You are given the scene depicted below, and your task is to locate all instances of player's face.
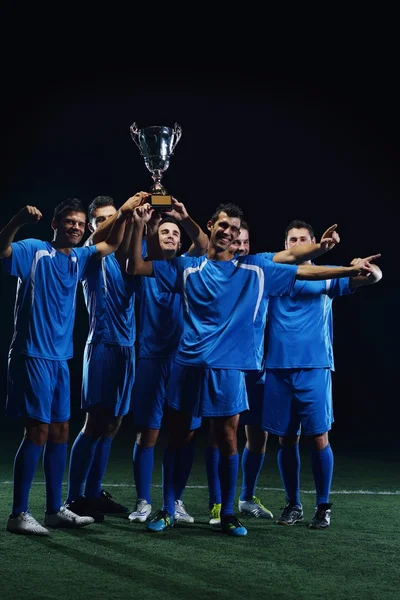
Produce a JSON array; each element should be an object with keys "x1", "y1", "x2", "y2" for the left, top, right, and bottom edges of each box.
[
  {"x1": 55, "y1": 211, "x2": 87, "y2": 247},
  {"x1": 158, "y1": 222, "x2": 181, "y2": 256},
  {"x1": 285, "y1": 227, "x2": 315, "y2": 249},
  {"x1": 230, "y1": 228, "x2": 250, "y2": 256},
  {"x1": 209, "y1": 212, "x2": 241, "y2": 251},
  {"x1": 89, "y1": 205, "x2": 117, "y2": 232}
]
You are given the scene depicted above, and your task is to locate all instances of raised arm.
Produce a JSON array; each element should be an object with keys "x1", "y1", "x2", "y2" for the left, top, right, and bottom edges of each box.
[
  {"x1": 273, "y1": 224, "x2": 340, "y2": 264},
  {"x1": 89, "y1": 192, "x2": 149, "y2": 245},
  {"x1": 349, "y1": 257, "x2": 383, "y2": 288},
  {"x1": 0, "y1": 206, "x2": 43, "y2": 258},
  {"x1": 126, "y1": 205, "x2": 154, "y2": 277},
  {"x1": 162, "y1": 197, "x2": 208, "y2": 256},
  {"x1": 94, "y1": 209, "x2": 133, "y2": 259},
  {"x1": 296, "y1": 254, "x2": 381, "y2": 280}
]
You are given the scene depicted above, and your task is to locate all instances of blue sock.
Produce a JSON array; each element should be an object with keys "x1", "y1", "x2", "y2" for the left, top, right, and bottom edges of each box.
[
  {"x1": 239, "y1": 447, "x2": 265, "y2": 501},
  {"x1": 175, "y1": 438, "x2": 196, "y2": 500},
  {"x1": 43, "y1": 441, "x2": 67, "y2": 514},
  {"x1": 310, "y1": 444, "x2": 334, "y2": 505},
  {"x1": 219, "y1": 453, "x2": 239, "y2": 517},
  {"x1": 66, "y1": 432, "x2": 99, "y2": 503},
  {"x1": 85, "y1": 436, "x2": 113, "y2": 500},
  {"x1": 205, "y1": 446, "x2": 221, "y2": 508},
  {"x1": 133, "y1": 443, "x2": 154, "y2": 503},
  {"x1": 162, "y1": 447, "x2": 177, "y2": 516},
  {"x1": 277, "y1": 444, "x2": 301, "y2": 506},
  {"x1": 12, "y1": 439, "x2": 43, "y2": 516}
]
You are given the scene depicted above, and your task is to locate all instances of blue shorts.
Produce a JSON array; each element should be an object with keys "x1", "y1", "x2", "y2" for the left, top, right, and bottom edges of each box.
[
  {"x1": 131, "y1": 357, "x2": 201, "y2": 430},
  {"x1": 82, "y1": 343, "x2": 135, "y2": 417},
  {"x1": 239, "y1": 370, "x2": 265, "y2": 426},
  {"x1": 7, "y1": 355, "x2": 70, "y2": 423},
  {"x1": 262, "y1": 368, "x2": 333, "y2": 436},
  {"x1": 167, "y1": 363, "x2": 248, "y2": 418}
]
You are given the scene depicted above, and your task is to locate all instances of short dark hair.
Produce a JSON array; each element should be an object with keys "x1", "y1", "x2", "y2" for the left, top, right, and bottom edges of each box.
[
  {"x1": 210, "y1": 203, "x2": 244, "y2": 225},
  {"x1": 158, "y1": 215, "x2": 180, "y2": 230},
  {"x1": 284, "y1": 219, "x2": 315, "y2": 240},
  {"x1": 88, "y1": 196, "x2": 115, "y2": 220},
  {"x1": 240, "y1": 219, "x2": 249, "y2": 233},
  {"x1": 53, "y1": 198, "x2": 86, "y2": 222}
]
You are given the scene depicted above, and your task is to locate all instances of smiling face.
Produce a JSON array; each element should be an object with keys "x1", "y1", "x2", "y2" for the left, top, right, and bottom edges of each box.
[
  {"x1": 230, "y1": 227, "x2": 250, "y2": 256},
  {"x1": 52, "y1": 211, "x2": 87, "y2": 247},
  {"x1": 158, "y1": 221, "x2": 181, "y2": 258},
  {"x1": 208, "y1": 211, "x2": 241, "y2": 252}
]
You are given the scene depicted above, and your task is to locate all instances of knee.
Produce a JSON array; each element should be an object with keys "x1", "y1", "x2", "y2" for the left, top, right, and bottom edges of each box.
[
  {"x1": 48, "y1": 421, "x2": 69, "y2": 443},
  {"x1": 25, "y1": 423, "x2": 49, "y2": 445}
]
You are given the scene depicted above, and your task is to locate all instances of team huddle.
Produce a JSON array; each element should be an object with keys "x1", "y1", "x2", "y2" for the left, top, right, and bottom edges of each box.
[{"x1": 0, "y1": 192, "x2": 382, "y2": 537}]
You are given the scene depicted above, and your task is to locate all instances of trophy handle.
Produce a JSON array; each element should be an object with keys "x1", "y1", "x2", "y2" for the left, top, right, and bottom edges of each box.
[
  {"x1": 129, "y1": 122, "x2": 141, "y2": 148},
  {"x1": 171, "y1": 122, "x2": 182, "y2": 152}
]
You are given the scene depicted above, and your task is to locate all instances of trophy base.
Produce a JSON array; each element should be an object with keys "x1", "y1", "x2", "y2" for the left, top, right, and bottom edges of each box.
[{"x1": 150, "y1": 194, "x2": 173, "y2": 210}]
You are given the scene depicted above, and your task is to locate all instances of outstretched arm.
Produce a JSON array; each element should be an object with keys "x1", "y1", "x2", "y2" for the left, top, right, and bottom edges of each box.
[
  {"x1": 296, "y1": 254, "x2": 381, "y2": 280},
  {"x1": 126, "y1": 205, "x2": 154, "y2": 276},
  {"x1": 273, "y1": 224, "x2": 340, "y2": 264},
  {"x1": 162, "y1": 197, "x2": 208, "y2": 256},
  {"x1": 349, "y1": 257, "x2": 383, "y2": 288},
  {"x1": 0, "y1": 206, "x2": 43, "y2": 258},
  {"x1": 89, "y1": 191, "x2": 149, "y2": 245}
]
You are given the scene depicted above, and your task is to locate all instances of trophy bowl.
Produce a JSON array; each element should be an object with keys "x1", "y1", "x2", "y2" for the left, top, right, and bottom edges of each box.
[{"x1": 130, "y1": 122, "x2": 182, "y2": 209}]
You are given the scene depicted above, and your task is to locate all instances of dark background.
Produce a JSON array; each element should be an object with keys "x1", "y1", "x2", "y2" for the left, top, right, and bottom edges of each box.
[{"x1": 1, "y1": 41, "x2": 398, "y2": 437}]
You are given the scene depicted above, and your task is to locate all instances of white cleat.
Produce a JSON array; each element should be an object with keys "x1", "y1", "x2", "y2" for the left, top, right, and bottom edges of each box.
[
  {"x1": 7, "y1": 512, "x2": 50, "y2": 536},
  {"x1": 174, "y1": 499, "x2": 194, "y2": 523},
  {"x1": 238, "y1": 496, "x2": 274, "y2": 519},
  {"x1": 128, "y1": 499, "x2": 152, "y2": 523},
  {"x1": 44, "y1": 506, "x2": 95, "y2": 528}
]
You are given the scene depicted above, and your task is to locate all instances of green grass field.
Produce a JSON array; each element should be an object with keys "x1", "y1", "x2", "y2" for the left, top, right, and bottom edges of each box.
[{"x1": 1, "y1": 418, "x2": 399, "y2": 600}]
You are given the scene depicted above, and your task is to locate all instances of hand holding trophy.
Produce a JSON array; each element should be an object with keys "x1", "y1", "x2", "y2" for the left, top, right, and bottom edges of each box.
[{"x1": 130, "y1": 122, "x2": 182, "y2": 210}]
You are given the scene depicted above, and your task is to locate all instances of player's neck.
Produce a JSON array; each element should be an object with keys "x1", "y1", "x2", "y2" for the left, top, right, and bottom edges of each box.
[
  {"x1": 207, "y1": 246, "x2": 232, "y2": 261},
  {"x1": 51, "y1": 241, "x2": 74, "y2": 255}
]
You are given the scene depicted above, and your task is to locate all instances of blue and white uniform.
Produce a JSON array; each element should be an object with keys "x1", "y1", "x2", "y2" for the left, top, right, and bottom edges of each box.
[
  {"x1": 152, "y1": 254, "x2": 297, "y2": 418},
  {"x1": 2, "y1": 239, "x2": 97, "y2": 423},
  {"x1": 239, "y1": 251, "x2": 275, "y2": 426},
  {"x1": 263, "y1": 274, "x2": 354, "y2": 436},
  {"x1": 81, "y1": 249, "x2": 139, "y2": 417},
  {"x1": 132, "y1": 255, "x2": 201, "y2": 430}
]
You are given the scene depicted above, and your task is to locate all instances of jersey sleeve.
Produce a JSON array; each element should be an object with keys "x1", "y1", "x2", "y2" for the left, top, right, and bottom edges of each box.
[
  {"x1": 75, "y1": 245, "x2": 98, "y2": 280},
  {"x1": 258, "y1": 251, "x2": 276, "y2": 262},
  {"x1": 261, "y1": 258, "x2": 298, "y2": 296},
  {"x1": 1, "y1": 239, "x2": 39, "y2": 280},
  {"x1": 152, "y1": 258, "x2": 184, "y2": 294}
]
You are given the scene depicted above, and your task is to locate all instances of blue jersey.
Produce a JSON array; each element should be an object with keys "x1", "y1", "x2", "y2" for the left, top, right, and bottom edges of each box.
[
  {"x1": 153, "y1": 254, "x2": 297, "y2": 370},
  {"x1": 265, "y1": 273, "x2": 354, "y2": 370},
  {"x1": 82, "y1": 252, "x2": 138, "y2": 346},
  {"x1": 137, "y1": 276, "x2": 183, "y2": 359},
  {"x1": 2, "y1": 238, "x2": 97, "y2": 360}
]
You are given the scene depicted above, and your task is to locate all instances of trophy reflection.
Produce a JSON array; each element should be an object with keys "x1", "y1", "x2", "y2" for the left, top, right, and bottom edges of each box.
[{"x1": 130, "y1": 122, "x2": 182, "y2": 209}]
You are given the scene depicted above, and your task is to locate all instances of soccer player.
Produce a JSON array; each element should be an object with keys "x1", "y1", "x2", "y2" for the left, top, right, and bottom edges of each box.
[
  {"x1": 262, "y1": 220, "x2": 382, "y2": 529},
  {"x1": 0, "y1": 198, "x2": 132, "y2": 535},
  {"x1": 126, "y1": 198, "x2": 209, "y2": 524},
  {"x1": 65, "y1": 192, "x2": 147, "y2": 521},
  {"x1": 206, "y1": 221, "x2": 341, "y2": 526},
  {"x1": 129, "y1": 203, "x2": 376, "y2": 536}
]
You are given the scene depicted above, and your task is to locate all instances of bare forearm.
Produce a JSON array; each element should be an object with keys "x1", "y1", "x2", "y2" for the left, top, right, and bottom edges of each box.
[
  {"x1": 0, "y1": 217, "x2": 23, "y2": 257},
  {"x1": 296, "y1": 264, "x2": 355, "y2": 280},
  {"x1": 274, "y1": 243, "x2": 326, "y2": 265},
  {"x1": 91, "y1": 211, "x2": 119, "y2": 244},
  {"x1": 181, "y1": 216, "x2": 209, "y2": 256},
  {"x1": 350, "y1": 264, "x2": 383, "y2": 288},
  {"x1": 127, "y1": 221, "x2": 154, "y2": 276},
  {"x1": 95, "y1": 211, "x2": 128, "y2": 257}
]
